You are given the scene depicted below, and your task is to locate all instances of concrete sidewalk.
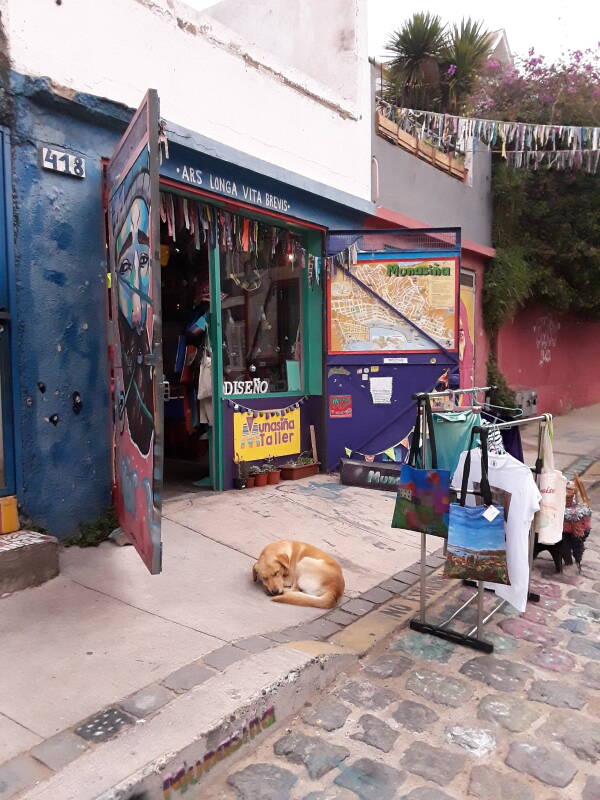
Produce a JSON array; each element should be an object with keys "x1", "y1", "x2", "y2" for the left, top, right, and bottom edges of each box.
[
  {"x1": 1, "y1": 403, "x2": 599, "y2": 799},
  {"x1": 0, "y1": 475, "x2": 441, "y2": 798}
]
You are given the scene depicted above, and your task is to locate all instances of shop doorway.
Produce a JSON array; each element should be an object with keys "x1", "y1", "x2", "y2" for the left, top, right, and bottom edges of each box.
[
  {"x1": 159, "y1": 218, "x2": 213, "y2": 495},
  {"x1": 107, "y1": 90, "x2": 324, "y2": 574}
]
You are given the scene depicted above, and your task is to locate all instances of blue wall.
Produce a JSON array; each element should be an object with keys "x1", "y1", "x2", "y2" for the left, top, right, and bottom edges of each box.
[
  {"x1": 8, "y1": 76, "x2": 372, "y2": 538},
  {"x1": 10, "y1": 76, "x2": 125, "y2": 536}
]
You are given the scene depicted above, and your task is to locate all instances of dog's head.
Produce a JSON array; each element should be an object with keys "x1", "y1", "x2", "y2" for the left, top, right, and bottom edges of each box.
[{"x1": 252, "y1": 546, "x2": 290, "y2": 596}]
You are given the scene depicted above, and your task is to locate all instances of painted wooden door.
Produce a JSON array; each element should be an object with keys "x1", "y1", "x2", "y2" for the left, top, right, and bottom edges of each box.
[{"x1": 107, "y1": 91, "x2": 163, "y2": 573}]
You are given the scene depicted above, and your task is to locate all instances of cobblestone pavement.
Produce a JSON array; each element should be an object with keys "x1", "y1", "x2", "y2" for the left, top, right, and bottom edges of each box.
[{"x1": 211, "y1": 525, "x2": 600, "y2": 800}]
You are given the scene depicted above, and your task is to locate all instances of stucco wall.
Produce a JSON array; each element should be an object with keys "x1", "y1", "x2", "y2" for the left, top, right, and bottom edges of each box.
[
  {"x1": 10, "y1": 80, "x2": 119, "y2": 535},
  {"x1": 371, "y1": 67, "x2": 493, "y2": 248},
  {"x1": 497, "y1": 304, "x2": 600, "y2": 414},
  {"x1": 2, "y1": 0, "x2": 372, "y2": 202}
]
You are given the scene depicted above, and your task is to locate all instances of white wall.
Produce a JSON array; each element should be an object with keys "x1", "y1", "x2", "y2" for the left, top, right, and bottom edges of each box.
[{"x1": 3, "y1": 0, "x2": 372, "y2": 201}]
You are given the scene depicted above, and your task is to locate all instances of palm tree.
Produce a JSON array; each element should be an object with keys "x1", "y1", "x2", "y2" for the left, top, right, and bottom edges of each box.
[
  {"x1": 440, "y1": 19, "x2": 493, "y2": 112},
  {"x1": 384, "y1": 13, "x2": 446, "y2": 110}
]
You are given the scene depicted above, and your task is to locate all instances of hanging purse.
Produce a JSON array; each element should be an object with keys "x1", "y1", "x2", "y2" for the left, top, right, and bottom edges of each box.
[
  {"x1": 444, "y1": 428, "x2": 510, "y2": 584},
  {"x1": 391, "y1": 397, "x2": 451, "y2": 538},
  {"x1": 535, "y1": 421, "x2": 567, "y2": 545}
]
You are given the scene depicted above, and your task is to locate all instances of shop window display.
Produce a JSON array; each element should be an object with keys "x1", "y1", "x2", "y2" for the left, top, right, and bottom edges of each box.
[{"x1": 220, "y1": 223, "x2": 304, "y2": 394}]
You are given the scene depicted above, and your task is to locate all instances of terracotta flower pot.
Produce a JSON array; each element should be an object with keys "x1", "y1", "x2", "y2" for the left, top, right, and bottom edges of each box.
[
  {"x1": 254, "y1": 472, "x2": 268, "y2": 487},
  {"x1": 281, "y1": 462, "x2": 320, "y2": 480},
  {"x1": 246, "y1": 475, "x2": 256, "y2": 488},
  {"x1": 267, "y1": 469, "x2": 281, "y2": 485}
]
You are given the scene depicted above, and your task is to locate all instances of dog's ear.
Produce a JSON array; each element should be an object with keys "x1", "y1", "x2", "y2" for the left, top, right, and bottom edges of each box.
[
  {"x1": 252, "y1": 564, "x2": 258, "y2": 582},
  {"x1": 276, "y1": 553, "x2": 290, "y2": 572}
]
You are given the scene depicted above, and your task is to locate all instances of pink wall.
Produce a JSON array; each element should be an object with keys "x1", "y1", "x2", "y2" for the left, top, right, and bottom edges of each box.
[{"x1": 497, "y1": 304, "x2": 600, "y2": 414}]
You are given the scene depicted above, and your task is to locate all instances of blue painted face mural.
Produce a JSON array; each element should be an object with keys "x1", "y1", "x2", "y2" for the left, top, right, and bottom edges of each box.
[
  {"x1": 110, "y1": 159, "x2": 155, "y2": 458},
  {"x1": 116, "y1": 196, "x2": 151, "y2": 334}
]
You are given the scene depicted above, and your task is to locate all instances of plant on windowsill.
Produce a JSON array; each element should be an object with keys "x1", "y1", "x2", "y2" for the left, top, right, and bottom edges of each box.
[{"x1": 280, "y1": 452, "x2": 320, "y2": 481}]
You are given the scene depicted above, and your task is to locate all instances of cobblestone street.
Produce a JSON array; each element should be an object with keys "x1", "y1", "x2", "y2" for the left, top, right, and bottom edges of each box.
[{"x1": 213, "y1": 517, "x2": 600, "y2": 800}]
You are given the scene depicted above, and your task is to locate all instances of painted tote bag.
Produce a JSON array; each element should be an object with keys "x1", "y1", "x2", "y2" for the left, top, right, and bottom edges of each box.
[
  {"x1": 444, "y1": 429, "x2": 510, "y2": 584},
  {"x1": 392, "y1": 397, "x2": 451, "y2": 538},
  {"x1": 535, "y1": 421, "x2": 567, "y2": 545}
]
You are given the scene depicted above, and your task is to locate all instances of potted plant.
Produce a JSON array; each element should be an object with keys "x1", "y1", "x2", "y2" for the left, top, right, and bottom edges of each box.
[
  {"x1": 253, "y1": 464, "x2": 268, "y2": 488},
  {"x1": 233, "y1": 456, "x2": 248, "y2": 490},
  {"x1": 264, "y1": 457, "x2": 281, "y2": 485},
  {"x1": 247, "y1": 464, "x2": 261, "y2": 488},
  {"x1": 281, "y1": 452, "x2": 320, "y2": 481}
]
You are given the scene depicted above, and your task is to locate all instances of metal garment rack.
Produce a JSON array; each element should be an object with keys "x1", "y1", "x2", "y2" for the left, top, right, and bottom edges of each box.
[{"x1": 408, "y1": 387, "x2": 551, "y2": 653}]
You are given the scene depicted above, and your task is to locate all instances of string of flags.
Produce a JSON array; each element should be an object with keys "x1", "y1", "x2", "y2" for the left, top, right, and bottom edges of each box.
[
  {"x1": 159, "y1": 191, "x2": 325, "y2": 288},
  {"x1": 225, "y1": 396, "x2": 309, "y2": 417},
  {"x1": 377, "y1": 99, "x2": 600, "y2": 173},
  {"x1": 344, "y1": 431, "x2": 412, "y2": 462}
]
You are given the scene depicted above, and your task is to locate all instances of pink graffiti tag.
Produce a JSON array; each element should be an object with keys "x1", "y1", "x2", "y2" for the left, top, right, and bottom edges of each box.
[{"x1": 161, "y1": 707, "x2": 276, "y2": 798}]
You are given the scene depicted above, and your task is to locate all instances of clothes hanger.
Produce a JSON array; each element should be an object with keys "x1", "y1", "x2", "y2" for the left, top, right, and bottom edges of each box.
[{"x1": 482, "y1": 401, "x2": 524, "y2": 418}]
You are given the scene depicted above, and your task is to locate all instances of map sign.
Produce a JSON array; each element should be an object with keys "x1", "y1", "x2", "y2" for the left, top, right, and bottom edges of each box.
[{"x1": 328, "y1": 258, "x2": 458, "y2": 354}]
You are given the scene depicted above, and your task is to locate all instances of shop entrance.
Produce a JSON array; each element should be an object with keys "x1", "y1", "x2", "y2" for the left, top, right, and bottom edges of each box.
[
  {"x1": 158, "y1": 186, "x2": 323, "y2": 498},
  {"x1": 160, "y1": 216, "x2": 212, "y2": 494},
  {"x1": 106, "y1": 90, "x2": 324, "y2": 574}
]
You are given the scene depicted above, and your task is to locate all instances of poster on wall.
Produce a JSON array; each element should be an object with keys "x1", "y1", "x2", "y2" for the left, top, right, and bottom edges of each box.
[
  {"x1": 234, "y1": 408, "x2": 301, "y2": 461},
  {"x1": 107, "y1": 90, "x2": 163, "y2": 575},
  {"x1": 329, "y1": 395, "x2": 352, "y2": 418},
  {"x1": 328, "y1": 258, "x2": 458, "y2": 354}
]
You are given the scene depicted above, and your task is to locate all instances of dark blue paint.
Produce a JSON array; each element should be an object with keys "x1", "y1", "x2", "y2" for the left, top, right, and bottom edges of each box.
[
  {"x1": 0, "y1": 126, "x2": 17, "y2": 495},
  {"x1": 51, "y1": 221, "x2": 74, "y2": 250},
  {"x1": 10, "y1": 76, "x2": 116, "y2": 536},
  {"x1": 161, "y1": 143, "x2": 367, "y2": 231},
  {"x1": 43, "y1": 269, "x2": 67, "y2": 286}
]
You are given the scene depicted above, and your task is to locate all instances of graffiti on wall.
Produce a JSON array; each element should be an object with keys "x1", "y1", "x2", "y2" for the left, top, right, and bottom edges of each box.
[
  {"x1": 109, "y1": 141, "x2": 161, "y2": 573},
  {"x1": 533, "y1": 316, "x2": 560, "y2": 366},
  {"x1": 161, "y1": 707, "x2": 275, "y2": 798}
]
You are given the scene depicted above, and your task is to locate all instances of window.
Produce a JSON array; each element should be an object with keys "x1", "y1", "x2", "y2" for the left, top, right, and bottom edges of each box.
[{"x1": 220, "y1": 220, "x2": 303, "y2": 394}]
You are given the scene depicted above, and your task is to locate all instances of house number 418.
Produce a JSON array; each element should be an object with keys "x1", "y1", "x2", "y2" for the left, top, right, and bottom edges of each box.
[{"x1": 40, "y1": 147, "x2": 86, "y2": 178}]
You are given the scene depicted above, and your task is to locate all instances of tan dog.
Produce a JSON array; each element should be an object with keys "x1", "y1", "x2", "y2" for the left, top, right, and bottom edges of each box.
[{"x1": 252, "y1": 540, "x2": 345, "y2": 608}]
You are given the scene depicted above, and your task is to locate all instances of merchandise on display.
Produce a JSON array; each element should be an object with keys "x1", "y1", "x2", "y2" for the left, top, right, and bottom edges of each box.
[{"x1": 451, "y1": 447, "x2": 541, "y2": 612}]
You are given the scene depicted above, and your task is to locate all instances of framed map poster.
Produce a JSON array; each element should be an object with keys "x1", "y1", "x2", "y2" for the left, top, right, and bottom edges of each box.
[{"x1": 328, "y1": 258, "x2": 458, "y2": 354}]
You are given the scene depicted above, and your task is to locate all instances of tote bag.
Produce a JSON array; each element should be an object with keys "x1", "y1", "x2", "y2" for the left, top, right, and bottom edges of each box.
[
  {"x1": 444, "y1": 429, "x2": 510, "y2": 584},
  {"x1": 535, "y1": 422, "x2": 567, "y2": 545},
  {"x1": 391, "y1": 397, "x2": 451, "y2": 538}
]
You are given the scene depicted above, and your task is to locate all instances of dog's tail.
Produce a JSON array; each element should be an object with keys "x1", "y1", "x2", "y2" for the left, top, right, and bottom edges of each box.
[{"x1": 270, "y1": 590, "x2": 338, "y2": 609}]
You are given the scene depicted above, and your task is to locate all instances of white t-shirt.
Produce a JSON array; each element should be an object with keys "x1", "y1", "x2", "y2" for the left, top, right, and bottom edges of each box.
[{"x1": 451, "y1": 450, "x2": 541, "y2": 612}]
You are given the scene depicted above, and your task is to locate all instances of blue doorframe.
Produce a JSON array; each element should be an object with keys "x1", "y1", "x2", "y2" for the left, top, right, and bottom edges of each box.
[{"x1": 0, "y1": 126, "x2": 17, "y2": 496}]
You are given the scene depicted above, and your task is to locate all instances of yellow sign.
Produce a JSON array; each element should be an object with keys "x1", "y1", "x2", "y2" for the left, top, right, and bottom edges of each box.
[{"x1": 234, "y1": 408, "x2": 301, "y2": 461}]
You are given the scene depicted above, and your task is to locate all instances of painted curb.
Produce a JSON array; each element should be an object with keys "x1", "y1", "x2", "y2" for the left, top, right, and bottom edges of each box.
[{"x1": 20, "y1": 570, "x2": 446, "y2": 800}]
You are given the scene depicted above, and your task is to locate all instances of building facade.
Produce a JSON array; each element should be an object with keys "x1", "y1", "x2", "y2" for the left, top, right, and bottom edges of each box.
[{"x1": 0, "y1": 0, "x2": 471, "y2": 572}]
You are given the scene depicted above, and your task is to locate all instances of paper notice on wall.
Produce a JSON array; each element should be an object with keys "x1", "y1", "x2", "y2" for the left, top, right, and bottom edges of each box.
[{"x1": 369, "y1": 376, "x2": 393, "y2": 404}]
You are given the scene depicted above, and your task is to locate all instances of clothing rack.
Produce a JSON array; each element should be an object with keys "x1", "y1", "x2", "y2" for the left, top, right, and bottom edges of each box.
[
  {"x1": 408, "y1": 393, "x2": 551, "y2": 653},
  {"x1": 413, "y1": 385, "x2": 495, "y2": 401}
]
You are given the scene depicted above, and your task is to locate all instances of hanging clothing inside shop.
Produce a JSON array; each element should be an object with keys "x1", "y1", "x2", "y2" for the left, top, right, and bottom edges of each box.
[
  {"x1": 451, "y1": 448, "x2": 541, "y2": 612},
  {"x1": 161, "y1": 210, "x2": 212, "y2": 485},
  {"x1": 425, "y1": 409, "x2": 482, "y2": 474}
]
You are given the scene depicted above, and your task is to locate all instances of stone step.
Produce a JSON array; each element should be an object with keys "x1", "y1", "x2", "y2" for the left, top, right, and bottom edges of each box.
[{"x1": 0, "y1": 531, "x2": 59, "y2": 596}]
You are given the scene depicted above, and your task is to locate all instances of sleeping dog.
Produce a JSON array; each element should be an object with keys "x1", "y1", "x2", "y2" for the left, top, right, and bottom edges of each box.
[{"x1": 252, "y1": 540, "x2": 345, "y2": 608}]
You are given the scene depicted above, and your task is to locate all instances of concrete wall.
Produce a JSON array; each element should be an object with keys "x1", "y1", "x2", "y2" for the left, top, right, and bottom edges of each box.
[
  {"x1": 2, "y1": 0, "x2": 372, "y2": 202},
  {"x1": 206, "y1": 0, "x2": 365, "y2": 107},
  {"x1": 497, "y1": 304, "x2": 600, "y2": 415},
  {"x1": 371, "y1": 67, "x2": 493, "y2": 248},
  {"x1": 9, "y1": 79, "x2": 123, "y2": 535}
]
